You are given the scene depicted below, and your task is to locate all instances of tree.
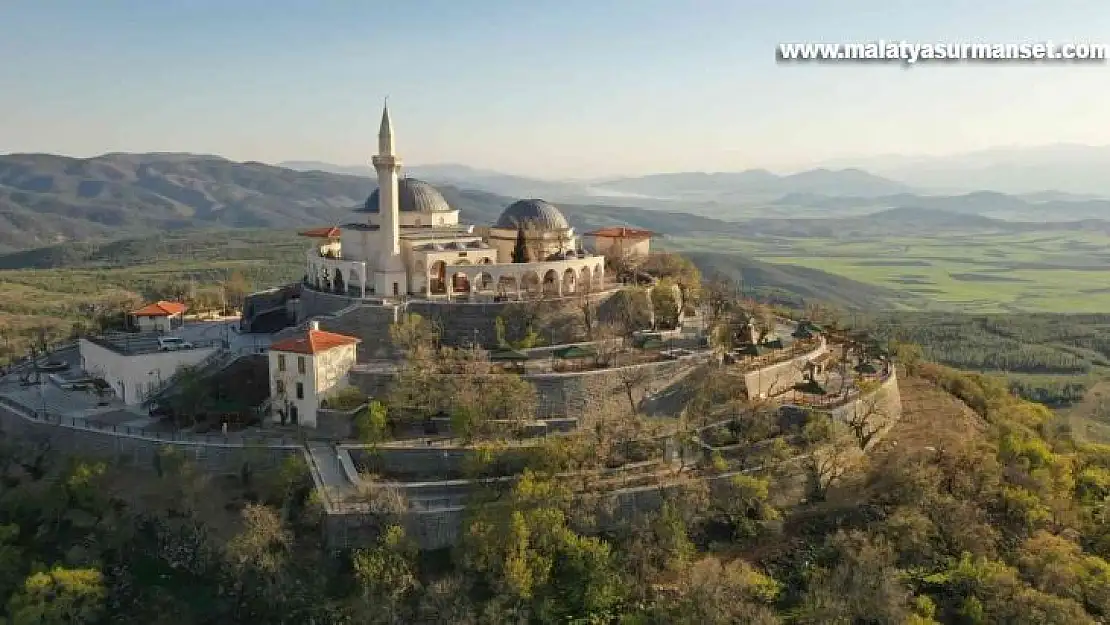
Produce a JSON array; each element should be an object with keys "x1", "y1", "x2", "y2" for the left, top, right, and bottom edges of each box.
[
  {"x1": 617, "y1": 365, "x2": 652, "y2": 415},
  {"x1": 651, "y1": 279, "x2": 681, "y2": 330},
  {"x1": 577, "y1": 280, "x2": 598, "y2": 340},
  {"x1": 354, "y1": 400, "x2": 390, "y2": 444},
  {"x1": 7, "y1": 567, "x2": 106, "y2": 625},
  {"x1": 642, "y1": 252, "x2": 702, "y2": 308},
  {"x1": 511, "y1": 227, "x2": 530, "y2": 263},
  {"x1": 844, "y1": 379, "x2": 891, "y2": 449},
  {"x1": 224, "y1": 504, "x2": 293, "y2": 619},
  {"x1": 351, "y1": 524, "x2": 419, "y2": 624},
  {"x1": 800, "y1": 413, "x2": 857, "y2": 502},
  {"x1": 389, "y1": 313, "x2": 438, "y2": 360},
  {"x1": 222, "y1": 270, "x2": 249, "y2": 313}
]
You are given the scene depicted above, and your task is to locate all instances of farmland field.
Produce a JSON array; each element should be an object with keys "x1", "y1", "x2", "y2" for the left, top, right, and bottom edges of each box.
[{"x1": 665, "y1": 230, "x2": 1110, "y2": 313}]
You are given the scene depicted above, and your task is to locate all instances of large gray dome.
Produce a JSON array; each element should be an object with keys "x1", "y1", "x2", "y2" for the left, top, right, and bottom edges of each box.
[
  {"x1": 495, "y1": 199, "x2": 569, "y2": 230},
  {"x1": 358, "y1": 177, "x2": 452, "y2": 213}
]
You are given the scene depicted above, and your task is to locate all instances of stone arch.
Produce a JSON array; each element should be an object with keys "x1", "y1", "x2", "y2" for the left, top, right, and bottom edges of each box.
[
  {"x1": 333, "y1": 268, "x2": 345, "y2": 294},
  {"x1": 497, "y1": 275, "x2": 518, "y2": 297},
  {"x1": 430, "y1": 261, "x2": 447, "y2": 295},
  {"x1": 452, "y1": 272, "x2": 470, "y2": 293},
  {"x1": 348, "y1": 269, "x2": 358, "y2": 290},
  {"x1": 474, "y1": 272, "x2": 494, "y2": 291},
  {"x1": 455, "y1": 259, "x2": 472, "y2": 266},
  {"x1": 579, "y1": 266, "x2": 592, "y2": 290},
  {"x1": 542, "y1": 269, "x2": 560, "y2": 295},
  {"x1": 479, "y1": 257, "x2": 493, "y2": 265},
  {"x1": 562, "y1": 267, "x2": 577, "y2": 294},
  {"x1": 593, "y1": 263, "x2": 603, "y2": 286},
  {"x1": 521, "y1": 271, "x2": 542, "y2": 295}
]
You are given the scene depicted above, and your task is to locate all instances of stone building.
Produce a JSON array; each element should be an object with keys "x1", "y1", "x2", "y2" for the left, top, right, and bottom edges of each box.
[
  {"x1": 268, "y1": 321, "x2": 360, "y2": 428},
  {"x1": 131, "y1": 301, "x2": 187, "y2": 334},
  {"x1": 300, "y1": 102, "x2": 605, "y2": 301}
]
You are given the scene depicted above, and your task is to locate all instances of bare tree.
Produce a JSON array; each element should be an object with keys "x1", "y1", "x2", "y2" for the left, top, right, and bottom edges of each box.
[
  {"x1": 843, "y1": 379, "x2": 890, "y2": 450},
  {"x1": 617, "y1": 365, "x2": 652, "y2": 415},
  {"x1": 800, "y1": 414, "x2": 857, "y2": 502}
]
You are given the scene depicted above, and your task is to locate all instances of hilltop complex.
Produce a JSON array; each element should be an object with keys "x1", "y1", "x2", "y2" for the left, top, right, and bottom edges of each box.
[
  {"x1": 300, "y1": 103, "x2": 616, "y2": 301},
  {"x1": 0, "y1": 103, "x2": 903, "y2": 553}
]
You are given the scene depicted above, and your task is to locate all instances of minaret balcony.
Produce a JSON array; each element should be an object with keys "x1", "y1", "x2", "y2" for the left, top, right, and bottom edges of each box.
[{"x1": 371, "y1": 155, "x2": 402, "y2": 168}]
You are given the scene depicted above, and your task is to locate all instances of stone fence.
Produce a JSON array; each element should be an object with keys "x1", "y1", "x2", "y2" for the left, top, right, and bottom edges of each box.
[{"x1": 0, "y1": 396, "x2": 299, "y2": 474}]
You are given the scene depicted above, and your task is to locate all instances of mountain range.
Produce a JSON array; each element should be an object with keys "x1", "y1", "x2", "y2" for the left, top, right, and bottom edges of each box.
[
  {"x1": 821, "y1": 144, "x2": 1110, "y2": 197},
  {"x1": 6, "y1": 151, "x2": 1110, "y2": 256},
  {"x1": 278, "y1": 160, "x2": 916, "y2": 202}
]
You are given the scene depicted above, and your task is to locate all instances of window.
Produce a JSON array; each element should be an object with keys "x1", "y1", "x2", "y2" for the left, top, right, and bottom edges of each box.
[
  {"x1": 297, "y1": 356, "x2": 306, "y2": 374},
  {"x1": 275, "y1": 380, "x2": 285, "y2": 394},
  {"x1": 278, "y1": 354, "x2": 286, "y2": 372},
  {"x1": 392, "y1": 282, "x2": 399, "y2": 296},
  {"x1": 296, "y1": 382, "x2": 304, "y2": 400}
]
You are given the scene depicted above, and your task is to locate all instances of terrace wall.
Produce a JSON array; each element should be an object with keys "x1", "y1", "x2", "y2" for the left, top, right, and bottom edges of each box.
[
  {"x1": 0, "y1": 399, "x2": 298, "y2": 474},
  {"x1": 349, "y1": 355, "x2": 701, "y2": 423}
]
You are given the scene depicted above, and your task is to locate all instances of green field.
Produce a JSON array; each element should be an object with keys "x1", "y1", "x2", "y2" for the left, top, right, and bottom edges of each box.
[{"x1": 666, "y1": 230, "x2": 1110, "y2": 313}]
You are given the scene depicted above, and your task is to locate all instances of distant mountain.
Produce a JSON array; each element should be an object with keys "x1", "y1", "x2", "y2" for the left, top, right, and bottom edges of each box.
[
  {"x1": 0, "y1": 152, "x2": 758, "y2": 252},
  {"x1": 825, "y1": 144, "x2": 1110, "y2": 197},
  {"x1": 592, "y1": 168, "x2": 912, "y2": 199},
  {"x1": 279, "y1": 160, "x2": 592, "y2": 200}
]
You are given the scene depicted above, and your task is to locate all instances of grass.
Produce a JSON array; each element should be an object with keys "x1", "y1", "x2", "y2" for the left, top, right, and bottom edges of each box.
[{"x1": 665, "y1": 230, "x2": 1110, "y2": 313}]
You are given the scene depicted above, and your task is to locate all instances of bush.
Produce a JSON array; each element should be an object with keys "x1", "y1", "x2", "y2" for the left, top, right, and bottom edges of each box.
[{"x1": 324, "y1": 386, "x2": 367, "y2": 411}]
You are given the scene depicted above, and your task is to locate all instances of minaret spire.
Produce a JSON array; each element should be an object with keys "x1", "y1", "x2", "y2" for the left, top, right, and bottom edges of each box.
[
  {"x1": 371, "y1": 97, "x2": 404, "y2": 296},
  {"x1": 378, "y1": 98, "x2": 395, "y2": 156}
]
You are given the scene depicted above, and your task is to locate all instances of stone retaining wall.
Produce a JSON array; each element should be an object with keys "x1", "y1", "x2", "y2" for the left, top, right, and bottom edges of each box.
[
  {"x1": 740, "y1": 340, "x2": 827, "y2": 399},
  {"x1": 0, "y1": 404, "x2": 299, "y2": 475},
  {"x1": 323, "y1": 371, "x2": 904, "y2": 551},
  {"x1": 350, "y1": 356, "x2": 699, "y2": 422}
]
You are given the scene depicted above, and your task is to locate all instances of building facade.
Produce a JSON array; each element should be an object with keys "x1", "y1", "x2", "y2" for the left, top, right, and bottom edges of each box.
[
  {"x1": 586, "y1": 227, "x2": 655, "y2": 261},
  {"x1": 78, "y1": 336, "x2": 218, "y2": 405},
  {"x1": 131, "y1": 301, "x2": 188, "y2": 333},
  {"x1": 300, "y1": 102, "x2": 605, "y2": 301},
  {"x1": 268, "y1": 321, "x2": 360, "y2": 428}
]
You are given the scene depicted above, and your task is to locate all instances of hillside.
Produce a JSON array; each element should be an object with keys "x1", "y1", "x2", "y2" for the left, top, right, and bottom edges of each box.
[
  {"x1": 682, "y1": 250, "x2": 913, "y2": 310},
  {"x1": 0, "y1": 152, "x2": 756, "y2": 252}
]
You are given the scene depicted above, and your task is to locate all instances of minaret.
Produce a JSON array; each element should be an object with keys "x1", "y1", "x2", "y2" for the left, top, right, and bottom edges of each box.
[{"x1": 371, "y1": 100, "x2": 401, "y2": 257}]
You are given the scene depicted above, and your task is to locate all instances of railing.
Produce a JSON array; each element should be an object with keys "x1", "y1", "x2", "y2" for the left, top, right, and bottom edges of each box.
[
  {"x1": 0, "y1": 395, "x2": 298, "y2": 447},
  {"x1": 142, "y1": 346, "x2": 233, "y2": 406}
]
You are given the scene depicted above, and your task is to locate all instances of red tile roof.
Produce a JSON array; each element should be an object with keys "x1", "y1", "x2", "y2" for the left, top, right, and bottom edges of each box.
[
  {"x1": 585, "y1": 227, "x2": 656, "y2": 238},
  {"x1": 270, "y1": 329, "x2": 361, "y2": 355},
  {"x1": 298, "y1": 226, "x2": 342, "y2": 238},
  {"x1": 132, "y1": 301, "x2": 188, "y2": 317}
]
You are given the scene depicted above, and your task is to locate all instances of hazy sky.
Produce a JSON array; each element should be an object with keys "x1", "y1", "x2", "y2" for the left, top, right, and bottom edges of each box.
[{"x1": 2, "y1": 0, "x2": 1108, "y2": 177}]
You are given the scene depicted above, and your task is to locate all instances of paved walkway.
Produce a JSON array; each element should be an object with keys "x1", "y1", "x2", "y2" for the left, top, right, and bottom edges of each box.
[{"x1": 306, "y1": 441, "x2": 356, "y2": 507}]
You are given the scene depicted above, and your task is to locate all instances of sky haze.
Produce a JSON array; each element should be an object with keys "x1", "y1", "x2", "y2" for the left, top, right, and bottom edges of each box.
[{"x1": 2, "y1": 0, "x2": 1109, "y2": 177}]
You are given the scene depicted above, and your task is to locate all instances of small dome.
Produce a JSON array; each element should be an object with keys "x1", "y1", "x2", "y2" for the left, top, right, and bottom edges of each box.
[
  {"x1": 495, "y1": 199, "x2": 569, "y2": 230},
  {"x1": 358, "y1": 177, "x2": 452, "y2": 213}
]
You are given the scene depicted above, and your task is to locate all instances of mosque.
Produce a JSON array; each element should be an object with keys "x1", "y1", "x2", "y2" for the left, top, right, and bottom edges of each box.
[{"x1": 300, "y1": 103, "x2": 615, "y2": 301}]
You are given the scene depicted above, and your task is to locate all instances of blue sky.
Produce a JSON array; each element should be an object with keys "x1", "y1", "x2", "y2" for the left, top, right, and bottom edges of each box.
[{"x1": 1, "y1": 0, "x2": 1108, "y2": 177}]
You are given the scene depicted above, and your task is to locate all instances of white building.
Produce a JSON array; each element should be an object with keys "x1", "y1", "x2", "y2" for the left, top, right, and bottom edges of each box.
[
  {"x1": 268, "y1": 321, "x2": 360, "y2": 428},
  {"x1": 300, "y1": 101, "x2": 605, "y2": 301},
  {"x1": 131, "y1": 301, "x2": 187, "y2": 333},
  {"x1": 78, "y1": 334, "x2": 219, "y2": 405}
]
